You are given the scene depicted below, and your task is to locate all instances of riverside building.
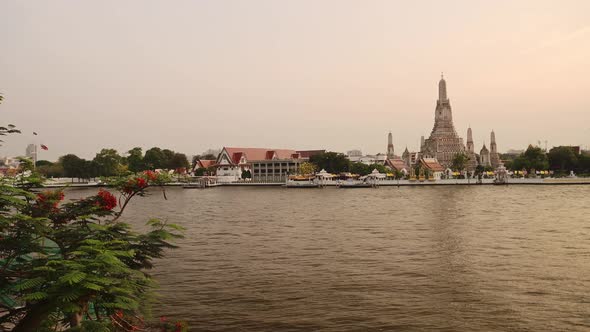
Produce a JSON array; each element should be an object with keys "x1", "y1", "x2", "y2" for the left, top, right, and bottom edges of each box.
[{"x1": 214, "y1": 147, "x2": 323, "y2": 183}]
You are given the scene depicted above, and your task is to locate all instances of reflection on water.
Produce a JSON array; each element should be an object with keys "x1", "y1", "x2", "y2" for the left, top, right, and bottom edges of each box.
[{"x1": 69, "y1": 186, "x2": 590, "y2": 331}]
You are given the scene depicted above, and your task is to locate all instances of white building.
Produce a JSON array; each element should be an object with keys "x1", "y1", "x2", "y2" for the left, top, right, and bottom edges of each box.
[
  {"x1": 215, "y1": 147, "x2": 304, "y2": 183},
  {"x1": 26, "y1": 144, "x2": 37, "y2": 165}
]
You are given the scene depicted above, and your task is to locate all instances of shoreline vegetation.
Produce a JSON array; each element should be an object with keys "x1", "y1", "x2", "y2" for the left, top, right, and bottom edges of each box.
[
  {"x1": 0, "y1": 103, "x2": 188, "y2": 330},
  {"x1": 0, "y1": 160, "x2": 187, "y2": 331}
]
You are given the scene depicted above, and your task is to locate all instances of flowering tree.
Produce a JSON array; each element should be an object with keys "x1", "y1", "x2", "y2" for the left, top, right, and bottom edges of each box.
[{"x1": 0, "y1": 160, "x2": 183, "y2": 331}]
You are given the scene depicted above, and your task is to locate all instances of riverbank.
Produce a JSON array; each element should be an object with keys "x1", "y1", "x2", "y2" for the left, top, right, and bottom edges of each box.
[{"x1": 40, "y1": 177, "x2": 590, "y2": 188}]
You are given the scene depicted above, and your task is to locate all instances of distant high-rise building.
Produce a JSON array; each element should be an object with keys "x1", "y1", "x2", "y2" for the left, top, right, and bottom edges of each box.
[
  {"x1": 421, "y1": 75, "x2": 465, "y2": 167},
  {"x1": 25, "y1": 144, "x2": 37, "y2": 165},
  {"x1": 387, "y1": 132, "x2": 395, "y2": 158}
]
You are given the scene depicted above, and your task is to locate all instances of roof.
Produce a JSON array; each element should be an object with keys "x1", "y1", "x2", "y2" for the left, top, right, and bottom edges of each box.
[
  {"x1": 198, "y1": 160, "x2": 216, "y2": 168},
  {"x1": 420, "y1": 158, "x2": 445, "y2": 172},
  {"x1": 296, "y1": 150, "x2": 326, "y2": 158},
  {"x1": 223, "y1": 147, "x2": 299, "y2": 164},
  {"x1": 385, "y1": 158, "x2": 408, "y2": 171}
]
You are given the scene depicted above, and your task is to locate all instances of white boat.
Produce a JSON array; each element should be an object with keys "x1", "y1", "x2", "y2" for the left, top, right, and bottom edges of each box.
[{"x1": 285, "y1": 176, "x2": 320, "y2": 188}]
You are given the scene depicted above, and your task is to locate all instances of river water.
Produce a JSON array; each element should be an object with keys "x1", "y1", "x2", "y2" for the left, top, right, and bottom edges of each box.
[{"x1": 71, "y1": 186, "x2": 590, "y2": 331}]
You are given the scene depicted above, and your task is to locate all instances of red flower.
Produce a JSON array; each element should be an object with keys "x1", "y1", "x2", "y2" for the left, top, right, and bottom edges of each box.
[
  {"x1": 115, "y1": 310, "x2": 124, "y2": 318},
  {"x1": 160, "y1": 316, "x2": 167, "y2": 322},
  {"x1": 97, "y1": 189, "x2": 117, "y2": 210},
  {"x1": 145, "y1": 170, "x2": 158, "y2": 181},
  {"x1": 175, "y1": 321, "x2": 183, "y2": 332},
  {"x1": 34, "y1": 190, "x2": 64, "y2": 214},
  {"x1": 136, "y1": 177, "x2": 147, "y2": 189}
]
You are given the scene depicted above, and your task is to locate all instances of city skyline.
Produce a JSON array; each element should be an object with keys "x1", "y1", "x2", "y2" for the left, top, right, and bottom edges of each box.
[{"x1": 1, "y1": 1, "x2": 590, "y2": 160}]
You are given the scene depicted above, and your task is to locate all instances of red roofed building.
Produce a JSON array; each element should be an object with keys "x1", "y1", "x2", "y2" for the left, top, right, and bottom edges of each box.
[
  {"x1": 193, "y1": 159, "x2": 216, "y2": 175},
  {"x1": 216, "y1": 147, "x2": 305, "y2": 183},
  {"x1": 417, "y1": 157, "x2": 446, "y2": 179},
  {"x1": 385, "y1": 158, "x2": 409, "y2": 174}
]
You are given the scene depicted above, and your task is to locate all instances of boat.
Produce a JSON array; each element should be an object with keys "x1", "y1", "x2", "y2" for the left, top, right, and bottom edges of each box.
[
  {"x1": 183, "y1": 177, "x2": 218, "y2": 189},
  {"x1": 284, "y1": 175, "x2": 320, "y2": 188},
  {"x1": 339, "y1": 169, "x2": 384, "y2": 188}
]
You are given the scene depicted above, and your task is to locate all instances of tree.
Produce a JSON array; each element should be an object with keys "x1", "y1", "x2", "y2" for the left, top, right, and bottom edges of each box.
[
  {"x1": 127, "y1": 147, "x2": 145, "y2": 173},
  {"x1": 349, "y1": 162, "x2": 370, "y2": 175},
  {"x1": 144, "y1": 147, "x2": 166, "y2": 170},
  {"x1": 60, "y1": 154, "x2": 85, "y2": 180},
  {"x1": 451, "y1": 152, "x2": 468, "y2": 172},
  {"x1": 548, "y1": 146, "x2": 578, "y2": 172},
  {"x1": 298, "y1": 162, "x2": 316, "y2": 175},
  {"x1": 241, "y1": 170, "x2": 252, "y2": 179},
  {"x1": 510, "y1": 145, "x2": 549, "y2": 172},
  {"x1": 161, "y1": 149, "x2": 176, "y2": 169},
  {"x1": 93, "y1": 148, "x2": 123, "y2": 177},
  {"x1": 578, "y1": 153, "x2": 590, "y2": 174},
  {"x1": 0, "y1": 165, "x2": 181, "y2": 330},
  {"x1": 368, "y1": 163, "x2": 387, "y2": 174},
  {"x1": 309, "y1": 152, "x2": 349, "y2": 174},
  {"x1": 169, "y1": 153, "x2": 189, "y2": 171},
  {"x1": 35, "y1": 160, "x2": 53, "y2": 167},
  {"x1": 37, "y1": 163, "x2": 65, "y2": 178}
]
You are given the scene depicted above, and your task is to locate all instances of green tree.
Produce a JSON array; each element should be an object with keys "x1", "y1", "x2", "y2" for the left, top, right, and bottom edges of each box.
[
  {"x1": 93, "y1": 149, "x2": 123, "y2": 177},
  {"x1": 451, "y1": 152, "x2": 469, "y2": 172},
  {"x1": 144, "y1": 147, "x2": 165, "y2": 170},
  {"x1": 368, "y1": 163, "x2": 387, "y2": 174},
  {"x1": 578, "y1": 153, "x2": 590, "y2": 174},
  {"x1": 35, "y1": 160, "x2": 53, "y2": 167},
  {"x1": 548, "y1": 146, "x2": 578, "y2": 172},
  {"x1": 241, "y1": 170, "x2": 252, "y2": 179},
  {"x1": 510, "y1": 145, "x2": 549, "y2": 172},
  {"x1": 349, "y1": 162, "x2": 370, "y2": 175},
  {"x1": 309, "y1": 152, "x2": 349, "y2": 174},
  {"x1": 37, "y1": 163, "x2": 65, "y2": 178},
  {"x1": 0, "y1": 165, "x2": 181, "y2": 330},
  {"x1": 60, "y1": 154, "x2": 85, "y2": 180},
  {"x1": 161, "y1": 149, "x2": 176, "y2": 169},
  {"x1": 169, "y1": 153, "x2": 190, "y2": 171},
  {"x1": 127, "y1": 147, "x2": 145, "y2": 173}
]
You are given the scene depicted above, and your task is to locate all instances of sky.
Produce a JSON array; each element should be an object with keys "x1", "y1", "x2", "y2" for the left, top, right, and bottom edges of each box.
[{"x1": 1, "y1": 0, "x2": 589, "y2": 161}]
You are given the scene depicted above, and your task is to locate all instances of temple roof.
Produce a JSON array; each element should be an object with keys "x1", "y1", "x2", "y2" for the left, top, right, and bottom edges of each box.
[{"x1": 419, "y1": 158, "x2": 445, "y2": 172}]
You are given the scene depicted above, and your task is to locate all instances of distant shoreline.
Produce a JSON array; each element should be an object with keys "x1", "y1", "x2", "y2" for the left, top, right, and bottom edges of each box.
[{"x1": 41, "y1": 178, "x2": 590, "y2": 189}]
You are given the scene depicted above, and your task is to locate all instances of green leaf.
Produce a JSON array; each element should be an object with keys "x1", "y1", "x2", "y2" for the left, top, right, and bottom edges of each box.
[
  {"x1": 59, "y1": 271, "x2": 87, "y2": 285},
  {"x1": 22, "y1": 291, "x2": 48, "y2": 301},
  {"x1": 13, "y1": 277, "x2": 45, "y2": 291}
]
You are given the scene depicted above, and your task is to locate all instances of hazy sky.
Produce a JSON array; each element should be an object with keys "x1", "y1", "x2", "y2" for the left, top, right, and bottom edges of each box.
[{"x1": 1, "y1": 0, "x2": 589, "y2": 160}]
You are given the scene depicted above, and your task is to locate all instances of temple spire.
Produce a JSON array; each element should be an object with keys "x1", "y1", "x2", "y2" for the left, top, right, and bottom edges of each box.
[
  {"x1": 438, "y1": 73, "x2": 447, "y2": 101},
  {"x1": 387, "y1": 132, "x2": 394, "y2": 158},
  {"x1": 466, "y1": 127, "x2": 474, "y2": 153}
]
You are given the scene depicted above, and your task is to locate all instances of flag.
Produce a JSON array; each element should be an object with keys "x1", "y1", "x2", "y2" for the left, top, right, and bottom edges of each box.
[
  {"x1": 40, "y1": 144, "x2": 48, "y2": 150},
  {"x1": 33, "y1": 132, "x2": 38, "y2": 135}
]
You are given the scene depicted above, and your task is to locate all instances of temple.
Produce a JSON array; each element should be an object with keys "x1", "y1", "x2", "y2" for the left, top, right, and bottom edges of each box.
[
  {"x1": 383, "y1": 75, "x2": 503, "y2": 176},
  {"x1": 421, "y1": 75, "x2": 465, "y2": 167}
]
